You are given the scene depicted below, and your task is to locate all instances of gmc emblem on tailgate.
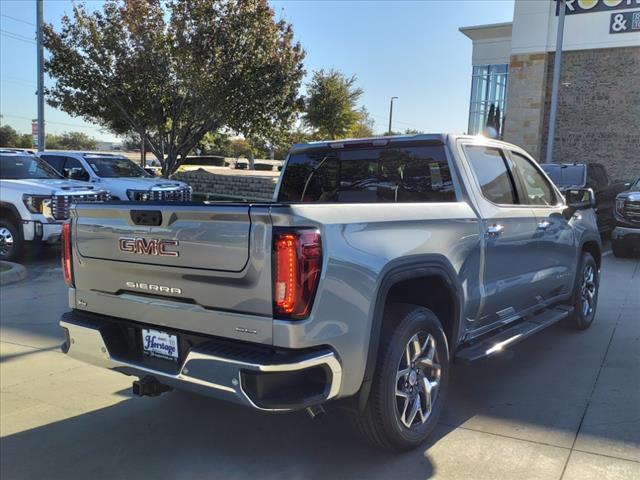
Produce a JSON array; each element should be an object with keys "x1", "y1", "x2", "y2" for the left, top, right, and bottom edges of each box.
[{"x1": 118, "y1": 237, "x2": 179, "y2": 257}]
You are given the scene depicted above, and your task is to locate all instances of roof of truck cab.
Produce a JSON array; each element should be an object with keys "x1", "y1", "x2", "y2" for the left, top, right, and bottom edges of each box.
[
  {"x1": 289, "y1": 133, "x2": 524, "y2": 154},
  {"x1": 38, "y1": 151, "x2": 125, "y2": 157},
  {"x1": 290, "y1": 133, "x2": 448, "y2": 153}
]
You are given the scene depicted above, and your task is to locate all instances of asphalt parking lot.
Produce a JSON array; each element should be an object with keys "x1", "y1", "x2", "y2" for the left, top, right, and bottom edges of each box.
[{"x1": 1, "y1": 246, "x2": 639, "y2": 480}]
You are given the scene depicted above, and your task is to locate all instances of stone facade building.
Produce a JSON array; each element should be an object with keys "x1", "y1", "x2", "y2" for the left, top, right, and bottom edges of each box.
[{"x1": 460, "y1": 0, "x2": 640, "y2": 181}]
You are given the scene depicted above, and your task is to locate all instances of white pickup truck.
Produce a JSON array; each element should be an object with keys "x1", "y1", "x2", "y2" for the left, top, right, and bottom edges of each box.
[
  {"x1": 37, "y1": 151, "x2": 192, "y2": 202},
  {"x1": 0, "y1": 149, "x2": 110, "y2": 261}
]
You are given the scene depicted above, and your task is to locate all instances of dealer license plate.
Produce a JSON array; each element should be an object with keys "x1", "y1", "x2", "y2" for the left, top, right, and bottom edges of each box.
[{"x1": 142, "y1": 328, "x2": 179, "y2": 361}]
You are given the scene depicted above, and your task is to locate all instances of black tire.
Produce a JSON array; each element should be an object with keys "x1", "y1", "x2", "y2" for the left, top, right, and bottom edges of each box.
[
  {"x1": 352, "y1": 304, "x2": 449, "y2": 451},
  {"x1": 568, "y1": 252, "x2": 599, "y2": 330},
  {"x1": 0, "y1": 219, "x2": 24, "y2": 262},
  {"x1": 611, "y1": 240, "x2": 631, "y2": 258}
]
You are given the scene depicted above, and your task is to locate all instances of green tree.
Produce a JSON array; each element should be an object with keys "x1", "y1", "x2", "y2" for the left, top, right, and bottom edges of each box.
[
  {"x1": 229, "y1": 138, "x2": 253, "y2": 158},
  {"x1": 0, "y1": 125, "x2": 32, "y2": 148},
  {"x1": 196, "y1": 131, "x2": 232, "y2": 157},
  {"x1": 349, "y1": 107, "x2": 375, "y2": 138},
  {"x1": 269, "y1": 127, "x2": 311, "y2": 160},
  {"x1": 46, "y1": 131, "x2": 98, "y2": 150},
  {"x1": 43, "y1": 0, "x2": 305, "y2": 177},
  {"x1": 303, "y1": 69, "x2": 364, "y2": 140}
]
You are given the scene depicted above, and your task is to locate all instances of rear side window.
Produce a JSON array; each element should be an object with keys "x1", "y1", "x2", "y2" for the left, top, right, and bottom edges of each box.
[
  {"x1": 278, "y1": 144, "x2": 456, "y2": 203},
  {"x1": 464, "y1": 146, "x2": 516, "y2": 205}
]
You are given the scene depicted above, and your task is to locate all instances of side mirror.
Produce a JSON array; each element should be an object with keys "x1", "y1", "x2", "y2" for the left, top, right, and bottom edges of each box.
[
  {"x1": 565, "y1": 187, "x2": 596, "y2": 210},
  {"x1": 68, "y1": 168, "x2": 88, "y2": 181}
]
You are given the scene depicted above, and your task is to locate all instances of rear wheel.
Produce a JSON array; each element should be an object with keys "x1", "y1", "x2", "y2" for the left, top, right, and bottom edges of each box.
[
  {"x1": 0, "y1": 220, "x2": 23, "y2": 262},
  {"x1": 352, "y1": 304, "x2": 449, "y2": 451},
  {"x1": 568, "y1": 252, "x2": 599, "y2": 330}
]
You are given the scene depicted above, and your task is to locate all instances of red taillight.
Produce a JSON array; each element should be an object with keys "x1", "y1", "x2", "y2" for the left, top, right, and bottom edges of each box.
[
  {"x1": 61, "y1": 222, "x2": 74, "y2": 287},
  {"x1": 273, "y1": 229, "x2": 322, "y2": 319}
]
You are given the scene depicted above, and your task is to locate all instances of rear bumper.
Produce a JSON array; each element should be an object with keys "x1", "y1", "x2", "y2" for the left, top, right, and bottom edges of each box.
[{"x1": 60, "y1": 310, "x2": 342, "y2": 411}]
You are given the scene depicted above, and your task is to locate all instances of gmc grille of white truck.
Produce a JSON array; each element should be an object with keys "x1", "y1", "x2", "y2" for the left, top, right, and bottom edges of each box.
[{"x1": 51, "y1": 192, "x2": 111, "y2": 220}]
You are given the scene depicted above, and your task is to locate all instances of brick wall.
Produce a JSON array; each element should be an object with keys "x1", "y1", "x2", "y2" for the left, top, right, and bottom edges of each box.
[
  {"x1": 539, "y1": 46, "x2": 640, "y2": 181},
  {"x1": 173, "y1": 169, "x2": 278, "y2": 201},
  {"x1": 503, "y1": 52, "x2": 550, "y2": 158}
]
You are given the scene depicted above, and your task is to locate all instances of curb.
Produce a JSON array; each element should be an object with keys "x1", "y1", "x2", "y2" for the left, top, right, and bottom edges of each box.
[{"x1": 0, "y1": 261, "x2": 27, "y2": 286}]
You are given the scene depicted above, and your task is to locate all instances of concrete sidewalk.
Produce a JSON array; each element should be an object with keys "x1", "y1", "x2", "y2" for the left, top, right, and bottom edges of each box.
[{"x1": 1, "y1": 248, "x2": 638, "y2": 479}]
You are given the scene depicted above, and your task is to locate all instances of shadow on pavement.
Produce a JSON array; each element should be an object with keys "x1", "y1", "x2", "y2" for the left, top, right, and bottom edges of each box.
[
  {"x1": 1, "y1": 248, "x2": 638, "y2": 479},
  {"x1": 2, "y1": 317, "x2": 636, "y2": 480},
  {"x1": 0, "y1": 391, "x2": 436, "y2": 480}
]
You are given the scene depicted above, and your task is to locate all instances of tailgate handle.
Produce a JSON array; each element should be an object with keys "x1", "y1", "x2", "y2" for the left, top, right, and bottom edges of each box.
[{"x1": 130, "y1": 210, "x2": 162, "y2": 226}]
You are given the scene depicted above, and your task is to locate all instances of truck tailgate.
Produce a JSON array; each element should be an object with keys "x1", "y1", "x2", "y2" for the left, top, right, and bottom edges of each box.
[
  {"x1": 70, "y1": 203, "x2": 274, "y2": 342},
  {"x1": 76, "y1": 204, "x2": 251, "y2": 271}
]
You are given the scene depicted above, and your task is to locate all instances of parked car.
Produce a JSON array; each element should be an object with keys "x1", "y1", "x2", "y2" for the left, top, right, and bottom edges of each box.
[
  {"x1": 540, "y1": 163, "x2": 628, "y2": 234},
  {"x1": 58, "y1": 134, "x2": 601, "y2": 451},
  {"x1": 234, "y1": 159, "x2": 249, "y2": 169},
  {"x1": 611, "y1": 176, "x2": 640, "y2": 257},
  {"x1": 0, "y1": 149, "x2": 109, "y2": 261},
  {"x1": 37, "y1": 152, "x2": 192, "y2": 202}
]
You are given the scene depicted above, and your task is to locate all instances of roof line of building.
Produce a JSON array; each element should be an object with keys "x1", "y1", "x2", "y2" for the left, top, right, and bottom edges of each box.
[{"x1": 458, "y1": 21, "x2": 513, "y2": 33}]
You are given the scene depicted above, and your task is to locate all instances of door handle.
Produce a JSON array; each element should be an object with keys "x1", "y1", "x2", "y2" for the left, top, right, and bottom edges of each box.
[
  {"x1": 537, "y1": 220, "x2": 551, "y2": 230},
  {"x1": 486, "y1": 224, "x2": 504, "y2": 236}
]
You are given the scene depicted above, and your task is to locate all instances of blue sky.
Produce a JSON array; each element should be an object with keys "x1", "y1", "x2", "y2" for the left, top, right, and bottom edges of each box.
[{"x1": 1, "y1": 0, "x2": 514, "y2": 142}]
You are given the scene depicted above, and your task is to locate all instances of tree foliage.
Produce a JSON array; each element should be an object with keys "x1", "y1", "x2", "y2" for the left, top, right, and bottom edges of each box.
[
  {"x1": 46, "y1": 131, "x2": 98, "y2": 150},
  {"x1": 43, "y1": 0, "x2": 305, "y2": 176},
  {"x1": 0, "y1": 125, "x2": 32, "y2": 148},
  {"x1": 303, "y1": 69, "x2": 364, "y2": 140},
  {"x1": 349, "y1": 107, "x2": 375, "y2": 138},
  {"x1": 196, "y1": 131, "x2": 232, "y2": 157}
]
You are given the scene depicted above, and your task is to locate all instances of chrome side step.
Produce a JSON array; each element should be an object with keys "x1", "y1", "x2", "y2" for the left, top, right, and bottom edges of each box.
[{"x1": 455, "y1": 305, "x2": 573, "y2": 363}]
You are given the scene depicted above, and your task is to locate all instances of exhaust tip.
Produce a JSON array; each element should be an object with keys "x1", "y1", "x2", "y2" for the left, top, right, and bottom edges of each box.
[{"x1": 306, "y1": 404, "x2": 326, "y2": 420}]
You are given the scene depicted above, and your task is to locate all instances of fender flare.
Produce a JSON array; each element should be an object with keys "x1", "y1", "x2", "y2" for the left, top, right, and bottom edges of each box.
[
  {"x1": 0, "y1": 202, "x2": 23, "y2": 224},
  {"x1": 578, "y1": 235, "x2": 602, "y2": 265},
  {"x1": 357, "y1": 254, "x2": 464, "y2": 411}
]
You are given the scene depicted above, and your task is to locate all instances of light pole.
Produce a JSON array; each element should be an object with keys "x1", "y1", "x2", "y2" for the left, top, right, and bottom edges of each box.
[
  {"x1": 36, "y1": 0, "x2": 45, "y2": 151},
  {"x1": 546, "y1": 0, "x2": 566, "y2": 163},
  {"x1": 388, "y1": 96, "x2": 398, "y2": 135}
]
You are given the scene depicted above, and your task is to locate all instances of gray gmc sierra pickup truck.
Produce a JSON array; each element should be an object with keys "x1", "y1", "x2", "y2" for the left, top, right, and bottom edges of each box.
[{"x1": 59, "y1": 134, "x2": 602, "y2": 451}]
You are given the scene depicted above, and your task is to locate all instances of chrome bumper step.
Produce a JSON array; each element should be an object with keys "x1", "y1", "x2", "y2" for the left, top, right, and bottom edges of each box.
[{"x1": 60, "y1": 310, "x2": 342, "y2": 411}]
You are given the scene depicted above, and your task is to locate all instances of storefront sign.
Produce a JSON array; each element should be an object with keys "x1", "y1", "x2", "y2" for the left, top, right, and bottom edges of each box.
[
  {"x1": 557, "y1": 0, "x2": 640, "y2": 15},
  {"x1": 610, "y1": 10, "x2": 640, "y2": 32},
  {"x1": 31, "y1": 120, "x2": 39, "y2": 149}
]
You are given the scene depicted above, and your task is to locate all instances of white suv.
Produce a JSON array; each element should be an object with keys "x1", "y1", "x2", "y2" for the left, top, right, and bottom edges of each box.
[
  {"x1": 0, "y1": 149, "x2": 110, "y2": 261},
  {"x1": 37, "y1": 152, "x2": 192, "y2": 202}
]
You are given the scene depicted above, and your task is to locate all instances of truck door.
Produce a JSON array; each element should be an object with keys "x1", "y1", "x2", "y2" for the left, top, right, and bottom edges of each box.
[
  {"x1": 461, "y1": 144, "x2": 540, "y2": 334},
  {"x1": 507, "y1": 150, "x2": 575, "y2": 300}
]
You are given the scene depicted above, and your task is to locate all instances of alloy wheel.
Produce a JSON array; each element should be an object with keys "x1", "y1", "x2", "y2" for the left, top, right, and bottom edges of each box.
[
  {"x1": 581, "y1": 264, "x2": 597, "y2": 317},
  {"x1": 395, "y1": 331, "x2": 441, "y2": 429},
  {"x1": 0, "y1": 227, "x2": 14, "y2": 257}
]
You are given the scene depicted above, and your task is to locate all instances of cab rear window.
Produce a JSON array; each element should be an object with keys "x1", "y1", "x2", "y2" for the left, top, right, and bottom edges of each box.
[{"x1": 278, "y1": 144, "x2": 456, "y2": 203}]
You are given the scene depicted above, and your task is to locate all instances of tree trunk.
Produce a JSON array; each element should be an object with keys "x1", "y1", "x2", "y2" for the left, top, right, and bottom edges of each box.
[{"x1": 163, "y1": 152, "x2": 178, "y2": 178}]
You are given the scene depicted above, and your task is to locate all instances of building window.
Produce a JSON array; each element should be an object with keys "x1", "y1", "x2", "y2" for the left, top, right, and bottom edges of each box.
[{"x1": 468, "y1": 64, "x2": 509, "y2": 137}]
